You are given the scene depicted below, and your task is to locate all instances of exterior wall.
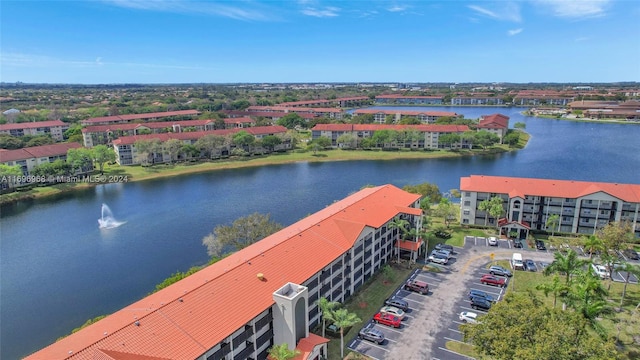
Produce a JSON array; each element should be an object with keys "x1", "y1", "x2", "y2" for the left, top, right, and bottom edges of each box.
[
  {"x1": 0, "y1": 124, "x2": 68, "y2": 141},
  {"x1": 451, "y1": 97, "x2": 504, "y2": 106},
  {"x1": 311, "y1": 128, "x2": 468, "y2": 149},
  {"x1": 460, "y1": 189, "x2": 640, "y2": 237},
  {"x1": 2, "y1": 153, "x2": 71, "y2": 175}
]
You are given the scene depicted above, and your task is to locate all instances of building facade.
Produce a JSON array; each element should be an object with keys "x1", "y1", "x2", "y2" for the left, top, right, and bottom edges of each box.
[
  {"x1": 477, "y1": 114, "x2": 509, "y2": 143},
  {"x1": 0, "y1": 142, "x2": 82, "y2": 176},
  {"x1": 26, "y1": 185, "x2": 423, "y2": 360},
  {"x1": 459, "y1": 175, "x2": 640, "y2": 238},
  {"x1": 352, "y1": 109, "x2": 460, "y2": 124},
  {"x1": 0, "y1": 120, "x2": 69, "y2": 141}
]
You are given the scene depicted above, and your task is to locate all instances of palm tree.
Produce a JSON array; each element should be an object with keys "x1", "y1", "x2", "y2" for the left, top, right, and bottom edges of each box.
[
  {"x1": 267, "y1": 343, "x2": 300, "y2": 360},
  {"x1": 332, "y1": 308, "x2": 361, "y2": 359},
  {"x1": 618, "y1": 263, "x2": 640, "y2": 307},
  {"x1": 478, "y1": 199, "x2": 491, "y2": 226},
  {"x1": 545, "y1": 214, "x2": 560, "y2": 237},
  {"x1": 569, "y1": 272, "x2": 610, "y2": 337},
  {"x1": 583, "y1": 235, "x2": 603, "y2": 259},
  {"x1": 317, "y1": 296, "x2": 339, "y2": 338},
  {"x1": 535, "y1": 275, "x2": 566, "y2": 308},
  {"x1": 389, "y1": 217, "x2": 409, "y2": 263},
  {"x1": 543, "y1": 249, "x2": 589, "y2": 310}
]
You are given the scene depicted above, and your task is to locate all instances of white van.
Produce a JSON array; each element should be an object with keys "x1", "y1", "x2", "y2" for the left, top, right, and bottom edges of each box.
[{"x1": 512, "y1": 253, "x2": 524, "y2": 270}]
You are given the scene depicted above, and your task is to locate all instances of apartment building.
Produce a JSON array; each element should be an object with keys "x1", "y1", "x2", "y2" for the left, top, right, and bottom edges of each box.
[
  {"x1": 459, "y1": 175, "x2": 640, "y2": 238},
  {"x1": 0, "y1": 120, "x2": 69, "y2": 141},
  {"x1": 0, "y1": 143, "x2": 82, "y2": 176},
  {"x1": 374, "y1": 94, "x2": 444, "y2": 105},
  {"x1": 311, "y1": 123, "x2": 471, "y2": 149},
  {"x1": 352, "y1": 109, "x2": 460, "y2": 124},
  {"x1": 112, "y1": 126, "x2": 289, "y2": 165},
  {"x1": 246, "y1": 106, "x2": 344, "y2": 120},
  {"x1": 81, "y1": 110, "x2": 201, "y2": 126},
  {"x1": 26, "y1": 184, "x2": 423, "y2": 360},
  {"x1": 451, "y1": 96, "x2": 504, "y2": 106},
  {"x1": 477, "y1": 114, "x2": 509, "y2": 143}
]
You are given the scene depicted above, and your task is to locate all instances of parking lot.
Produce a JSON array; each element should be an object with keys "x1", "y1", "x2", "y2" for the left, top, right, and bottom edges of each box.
[{"x1": 347, "y1": 268, "x2": 446, "y2": 359}]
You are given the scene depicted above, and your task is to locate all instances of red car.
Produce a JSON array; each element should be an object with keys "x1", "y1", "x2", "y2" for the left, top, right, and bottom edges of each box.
[
  {"x1": 480, "y1": 274, "x2": 506, "y2": 287},
  {"x1": 373, "y1": 312, "x2": 402, "y2": 328}
]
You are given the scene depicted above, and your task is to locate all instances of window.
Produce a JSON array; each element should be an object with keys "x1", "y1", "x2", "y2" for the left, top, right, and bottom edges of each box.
[
  {"x1": 464, "y1": 201, "x2": 471, "y2": 206},
  {"x1": 463, "y1": 210, "x2": 470, "y2": 215}
]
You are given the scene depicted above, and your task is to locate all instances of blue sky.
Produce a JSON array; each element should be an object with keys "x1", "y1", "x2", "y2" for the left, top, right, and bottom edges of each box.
[{"x1": 1, "y1": 0, "x2": 639, "y2": 84}]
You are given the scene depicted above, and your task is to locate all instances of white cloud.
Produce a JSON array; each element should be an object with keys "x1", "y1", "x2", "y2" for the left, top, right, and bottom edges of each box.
[
  {"x1": 468, "y1": 2, "x2": 522, "y2": 22},
  {"x1": 301, "y1": 6, "x2": 340, "y2": 17},
  {"x1": 508, "y1": 28, "x2": 523, "y2": 36},
  {"x1": 387, "y1": 5, "x2": 408, "y2": 12},
  {"x1": 533, "y1": 0, "x2": 611, "y2": 18},
  {"x1": 101, "y1": 0, "x2": 274, "y2": 21}
]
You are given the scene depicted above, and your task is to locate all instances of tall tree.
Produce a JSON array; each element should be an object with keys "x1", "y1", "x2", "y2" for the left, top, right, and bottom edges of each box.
[
  {"x1": 67, "y1": 147, "x2": 94, "y2": 174},
  {"x1": 546, "y1": 214, "x2": 560, "y2": 236},
  {"x1": 232, "y1": 131, "x2": 255, "y2": 153},
  {"x1": 163, "y1": 139, "x2": 183, "y2": 163},
  {"x1": 267, "y1": 343, "x2": 300, "y2": 360},
  {"x1": 583, "y1": 235, "x2": 603, "y2": 259},
  {"x1": 389, "y1": 217, "x2": 409, "y2": 262},
  {"x1": 487, "y1": 196, "x2": 505, "y2": 229},
  {"x1": 535, "y1": 274, "x2": 565, "y2": 308},
  {"x1": 317, "y1": 297, "x2": 339, "y2": 338},
  {"x1": 543, "y1": 249, "x2": 589, "y2": 310},
  {"x1": 434, "y1": 197, "x2": 457, "y2": 228},
  {"x1": 478, "y1": 199, "x2": 491, "y2": 226},
  {"x1": 92, "y1": 145, "x2": 116, "y2": 173},
  {"x1": 202, "y1": 213, "x2": 283, "y2": 257},
  {"x1": 331, "y1": 308, "x2": 361, "y2": 359},
  {"x1": 618, "y1": 263, "x2": 640, "y2": 307},
  {"x1": 403, "y1": 183, "x2": 442, "y2": 203}
]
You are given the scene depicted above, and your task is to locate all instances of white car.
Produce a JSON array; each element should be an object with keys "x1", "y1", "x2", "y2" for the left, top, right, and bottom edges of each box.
[
  {"x1": 380, "y1": 306, "x2": 405, "y2": 320},
  {"x1": 488, "y1": 236, "x2": 499, "y2": 246},
  {"x1": 591, "y1": 264, "x2": 610, "y2": 279},
  {"x1": 428, "y1": 253, "x2": 449, "y2": 264},
  {"x1": 459, "y1": 311, "x2": 478, "y2": 324}
]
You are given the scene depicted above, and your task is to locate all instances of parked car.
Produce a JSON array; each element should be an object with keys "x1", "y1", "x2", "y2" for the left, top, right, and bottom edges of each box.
[
  {"x1": 459, "y1": 311, "x2": 479, "y2": 324},
  {"x1": 470, "y1": 296, "x2": 492, "y2": 311},
  {"x1": 525, "y1": 259, "x2": 537, "y2": 272},
  {"x1": 538, "y1": 262, "x2": 550, "y2": 270},
  {"x1": 513, "y1": 240, "x2": 524, "y2": 248},
  {"x1": 489, "y1": 265, "x2": 512, "y2": 277},
  {"x1": 431, "y1": 249, "x2": 452, "y2": 259},
  {"x1": 488, "y1": 236, "x2": 499, "y2": 246},
  {"x1": 373, "y1": 312, "x2": 402, "y2": 328},
  {"x1": 428, "y1": 253, "x2": 449, "y2": 264},
  {"x1": 535, "y1": 240, "x2": 546, "y2": 250},
  {"x1": 435, "y1": 243, "x2": 454, "y2": 252},
  {"x1": 384, "y1": 297, "x2": 409, "y2": 311},
  {"x1": 480, "y1": 274, "x2": 506, "y2": 287},
  {"x1": 591, "y1": 264, "x2": 610, "y2": 279},
  {"x1": 379, "y1": 306, "x2": 405, "y2": 320},
  {"x1": 358, "y1": 326, "x2": 385, "y2": 344},
  {"x1": 623, "y1": 248, "x2": 640, "y2": 260},
  {"x1": 404, "y1": 279, "x2": 429, "y2": 294},
  {"x1": 468, "y1": 289, "x2": 495, "y2": 303}
]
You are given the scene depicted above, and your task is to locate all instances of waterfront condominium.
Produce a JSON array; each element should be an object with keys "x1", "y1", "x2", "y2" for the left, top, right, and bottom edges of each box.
[
  {"x1": 26, "y1": 185, "x2": 423, "y2": 360},
  {"x1": 459, "y1": 175, "x2": 640, "y2": 238}
]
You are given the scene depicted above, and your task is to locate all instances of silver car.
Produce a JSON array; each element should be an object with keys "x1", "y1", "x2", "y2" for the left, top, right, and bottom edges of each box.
[{"x1": 358, "y1": 326, "x2": 385, "y2": 344}]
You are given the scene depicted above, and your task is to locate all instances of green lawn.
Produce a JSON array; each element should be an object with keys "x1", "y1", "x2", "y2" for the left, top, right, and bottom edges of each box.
[{"x1": 319, "y1": 263, "x2": 415, "y2": 360}]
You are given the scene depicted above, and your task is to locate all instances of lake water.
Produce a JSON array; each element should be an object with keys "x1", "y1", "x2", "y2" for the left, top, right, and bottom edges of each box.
[{"x1": 2, "y1": 107, "x2": 639, "y2": 359}]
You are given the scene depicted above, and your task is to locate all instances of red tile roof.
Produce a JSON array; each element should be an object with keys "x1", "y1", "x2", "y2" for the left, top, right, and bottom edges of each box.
[
  {"x1": 0, "y1": 143, "x2": 82, "y2": 162},
  {"x1": 82, "y1": 110, "x2": 200, "y2": 125},
  {"x1": 460, "y1": 175, "x2": 640, "y2": 202},
  {"x1": 111, "y1": 126, "x2": 287, "y2": 145},
  {"x1": 375, "y1": 94, "x2": 443, "y2": 99},
  {"x1": 0, "y1": 120, "x2": 67, "y2": 131},
  {"x1": 292, "y1": 333, "x2": 329, "y2": 360},
  {"x1": 311, "y1": 124, "x2": 470, "y2": 133},
  {"x1": 353, "y1": 109, "x2": 458, "y2": 117},
  {"x1": 478, "y1": 114, "x2": 509, "y2": 129},
  {"x1": 224, "y1": 110, "x2": 317, "y2": 119},
  {"x1": 81, "y1": 120, "x2": 217, "y2": 133},
  {"x1": 397, "y1": 239, "x2": 423, "y2": 251},
  {"x1": 25, "y1": 185, "x2": 421, "y2": 360}
]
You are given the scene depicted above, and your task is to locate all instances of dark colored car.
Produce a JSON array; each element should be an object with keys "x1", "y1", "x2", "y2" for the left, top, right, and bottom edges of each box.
[
  {"x1": 435, "y1": 243, "x2": 454, "y2": 252},
  {"x1": 513, "y1": 240, "x2": 524, "y2": 248},
  {"x1": 358, "y1": 326, "x2": 385, "y2": 344},
  {"x1": 623, "y1": 248, "x2": 640, "y2": 260},
  {"x1": 536, "y1": 240, "x2": 546, "y2": 250},
  {"x1": 384, "y1": 297, "x2": 409, "y2": 311},
  {"x1": 525, "y1": 259, "x2": 537, "y2": 272},
  {"x1": 373, "y1": 312, "x2": 402, "y2": 328},
  {"x1": 404, "y1": 279, "x2": 429, "y2": 294},
  {"x1": 470, "y1": 296, "x2": 492, "y2": 311},
  {"x1": 469, "y1": 289, "x2": 495, "y2": 303},
  {"x1": 480, "y1": 274, "x2": 506, "y2": 287}
]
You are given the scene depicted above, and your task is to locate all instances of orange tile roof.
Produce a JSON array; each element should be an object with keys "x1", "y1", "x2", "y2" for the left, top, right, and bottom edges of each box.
[
  {"x1": 0, "y1": 120, "x2": 67, "y2": 131},
  {"x1": 397, "y1": 239, "x2": 423, "y2": 251},
  {"x1": 478, "y1": 114, "x2": 509, "y2": 129},
  {"x1": 83, "y1": 111, "x2": 200, "y2": 124},
  {"x1": 353, "y1": 109, "x2": 458, "y2": 117},
  {"x1": 0, "y1": 143, "x2": 82, "y2": 163},
  {"x1": 111, "y1": 126, "x2": 287, "y2": 145},
  {"x1": 292, "y1": 333, "x2": 329, "y2": 360},
  {"x1": 460, "y1": 175, "x2": 640, "y2": 203},
  {"x1": 26, "y1": 184, "x2": 421, "y2": 360}
]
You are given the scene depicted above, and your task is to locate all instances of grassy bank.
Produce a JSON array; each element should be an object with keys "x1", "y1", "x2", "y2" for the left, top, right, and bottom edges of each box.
[{"x1": 0, "y1": 146, "x2": 510, "y2": 204}]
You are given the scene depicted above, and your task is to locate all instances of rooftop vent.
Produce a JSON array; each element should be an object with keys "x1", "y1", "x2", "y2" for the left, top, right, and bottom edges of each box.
[{"x1": 257, "y1": 273, "x2": 265, "y2": 281}]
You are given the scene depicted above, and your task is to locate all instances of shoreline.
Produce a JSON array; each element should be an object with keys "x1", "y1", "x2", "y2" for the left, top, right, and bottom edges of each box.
[{"x1": 0, "y1": 147, "x2": 515, "y2": 205}]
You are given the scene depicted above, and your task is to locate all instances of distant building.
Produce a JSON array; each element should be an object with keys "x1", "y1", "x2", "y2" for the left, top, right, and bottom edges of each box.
[
  {"x1": 352, "y1": 109, "x2": 460, "y2": 124},
  {"x1": 81, "y1": 110, "x2": 201, "y2": 126},
  {"x1": 0, "y1": 142, "x2": 83, "y2": 177},
  {"x1": 374, "y1": 94, "x2": 444, "y2": 105},
  {"x1": 460, "y1": 175, "x2": 640, "y2": 238},
  {"x1": 25, "y1": 184, "x2": 423, "y2": 360},
  {"x1": 477, "y1": 114, "x2": 509, "y2": 143},
  {"x1": 0, "y1": 120, "x2": 69, "y2": 141}
]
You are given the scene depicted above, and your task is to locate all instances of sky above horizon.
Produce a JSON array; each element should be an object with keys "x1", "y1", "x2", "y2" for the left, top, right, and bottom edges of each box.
[{"x1": 1, "y1": 0, "x2": 639, "y2": 84}]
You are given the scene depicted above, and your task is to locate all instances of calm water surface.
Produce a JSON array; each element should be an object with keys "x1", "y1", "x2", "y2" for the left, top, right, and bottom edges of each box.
[{"x1": 1, "y1": 107, "x2": 639, "y2": 359}]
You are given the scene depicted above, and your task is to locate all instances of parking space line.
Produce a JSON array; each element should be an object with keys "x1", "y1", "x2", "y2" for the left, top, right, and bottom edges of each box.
[
  {"x1": 445, "y1": 336, "x2": 470, "y2": 345},
  {"x1": 460, "y1": 305, "x2": 488, "y2": 314},
  {"x1": 448, "y1": 327, "x2": 463, "y2": 334},
  {"x1": 377, "y1": 325, "x2": 403, "y2": 334},
  {"x1": 355, "y1": 341, "x2": 389, "y2": 353},
  {"x1": 438, "y1": 347, "x2": 475, "y2": 360}
]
